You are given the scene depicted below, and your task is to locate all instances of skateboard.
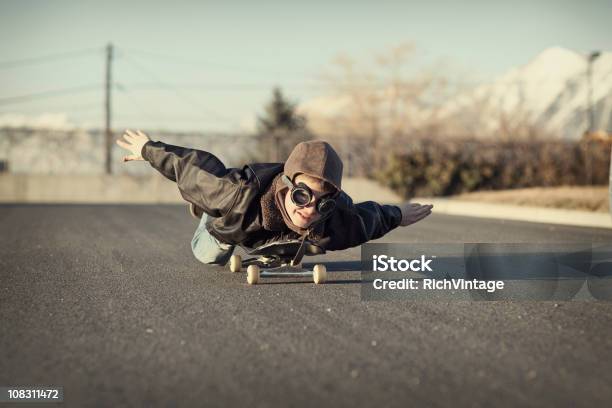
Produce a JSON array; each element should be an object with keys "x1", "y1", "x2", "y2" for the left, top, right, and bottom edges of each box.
[{"x1": 227, "y1": 239, "x2": 328, "y2": 285}]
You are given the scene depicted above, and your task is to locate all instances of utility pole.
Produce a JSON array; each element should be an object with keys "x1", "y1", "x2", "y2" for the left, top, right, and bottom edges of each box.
[
  {"x1": 585, "y1": 50, "x2": 600, "y2": 185},
  {"x1": 587, "y1": 51, "x2": 601, "y2": 133},
  {"x1": 105, "y1": 43, "x2": 113, "y2": 174}
]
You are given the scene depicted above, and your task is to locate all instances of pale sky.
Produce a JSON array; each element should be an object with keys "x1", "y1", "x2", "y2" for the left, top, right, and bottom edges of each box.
[{"x1": 0, "y1": 0, "x2": 610, "y2": 132}]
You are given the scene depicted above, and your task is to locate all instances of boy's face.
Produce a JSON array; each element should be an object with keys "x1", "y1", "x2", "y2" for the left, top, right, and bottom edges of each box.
[{"x1": 283, "y1": 174, "x2": 330, "y2": 228}]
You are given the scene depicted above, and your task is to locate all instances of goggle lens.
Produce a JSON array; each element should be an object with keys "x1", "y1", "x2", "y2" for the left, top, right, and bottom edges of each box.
[
  {"x1": 292, "y1": 187, "x2": 312, "y2": 206},
  {"x1": 317, "y1": 199, "x2": 336, "y2": 215}
]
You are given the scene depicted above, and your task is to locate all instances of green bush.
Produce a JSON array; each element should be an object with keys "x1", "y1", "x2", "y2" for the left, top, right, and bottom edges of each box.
[{"x1": 375, "y1": 138, "x2": 610, "y2": 198}]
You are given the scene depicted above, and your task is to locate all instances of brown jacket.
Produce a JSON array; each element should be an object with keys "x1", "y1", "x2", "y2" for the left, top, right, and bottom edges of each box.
[{"x1": 141, "y1": 140, "x2": 402, "y2": 251}]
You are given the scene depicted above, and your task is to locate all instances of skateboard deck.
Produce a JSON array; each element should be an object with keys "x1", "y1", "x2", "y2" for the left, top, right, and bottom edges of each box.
[{"x1": 228, "y1": 239, "x2": 328, "y2": 285}]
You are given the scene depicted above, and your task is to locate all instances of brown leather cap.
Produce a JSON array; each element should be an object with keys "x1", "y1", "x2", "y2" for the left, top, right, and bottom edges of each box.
[{"x1": 283, "y1": 141, "x2": 343, "y2": 191}]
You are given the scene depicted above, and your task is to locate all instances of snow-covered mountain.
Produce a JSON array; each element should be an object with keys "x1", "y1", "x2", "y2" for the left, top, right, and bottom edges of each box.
[
  {"x1": 299, "y1": 47, "x2": 612, "y2": 140},
  {"x1": 442, "y1": 46, "x2": 612, "y2": 139}
]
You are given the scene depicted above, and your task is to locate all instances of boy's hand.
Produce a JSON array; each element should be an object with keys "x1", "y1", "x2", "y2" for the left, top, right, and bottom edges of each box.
[
  {"x1": 397, "y1": 202, "x2": 433, "y2": 226},
  {"x1": 115, "y1": 129, "x2": 151, "y2": 162}
]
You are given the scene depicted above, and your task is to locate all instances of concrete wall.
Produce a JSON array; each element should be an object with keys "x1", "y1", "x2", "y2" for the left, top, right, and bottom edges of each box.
[
  {"x1": 0, "y1": 128, "x2": 253, "y2": 175},
  {"x1": 0, "y1": 174, "x2": 183, "y2": 203},
  {"x1": 0, "y1": 174, "x2": 402, "y2": 204}
]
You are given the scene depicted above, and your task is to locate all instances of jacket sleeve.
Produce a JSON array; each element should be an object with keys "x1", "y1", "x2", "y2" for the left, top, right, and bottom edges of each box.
[
  {"x1": 141, "y1": 140, "x2": 242, "y2": 217},
  {"x1": 326, "y1": 193, "x2": 403, "y2": 251},
  {"x1": 354, "y1": 201, "x2": 403, "y2": 242}
]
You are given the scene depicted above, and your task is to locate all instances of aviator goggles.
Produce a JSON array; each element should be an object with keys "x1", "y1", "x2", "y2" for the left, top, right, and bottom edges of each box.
[{"x1": 281, "y1": 174, "x2": 337, "y2": 216}]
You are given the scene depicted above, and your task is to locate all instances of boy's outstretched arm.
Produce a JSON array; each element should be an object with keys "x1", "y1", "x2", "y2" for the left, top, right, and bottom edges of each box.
[
  {"x1": 354, "y1": 201, "x2": 433, "y2": 241},
  {"x1": 327, "y1": 194, "x2": 433, "y2": 251},
  {"x1": 116, "y1": 129, "x2": 241, "y2": 218}
]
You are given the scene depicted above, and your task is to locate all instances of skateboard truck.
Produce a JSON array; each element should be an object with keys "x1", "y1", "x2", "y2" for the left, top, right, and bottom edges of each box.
[{"x1": 227, "y1": 239, "x2": 328, "y2": 285}]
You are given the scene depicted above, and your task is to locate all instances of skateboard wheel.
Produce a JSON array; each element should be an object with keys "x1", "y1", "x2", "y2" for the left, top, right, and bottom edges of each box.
[
  {"x1": 247, "y1": 265, "x2": 260, "y2": 285},
  {"x1": 313, "y1": 264, "x2": 327, "y2": 284},
  {"x1": 229, "y1": 254, "x2": 242, "y2": 273}
]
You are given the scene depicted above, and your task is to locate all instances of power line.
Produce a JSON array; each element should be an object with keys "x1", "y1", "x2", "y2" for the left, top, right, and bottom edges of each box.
[
  {"x1": 123, "y1": 47, "x2": 577, "y2": 90},
  {"x1": 0, "y1": 85, "x2": 101, "y2": 106},
  {"x1": 115, "y1": 84, "x2": 169, "y2": 125},
  {"x1": 122, "y1": 82, "x2": 328, "y2": 91},
  {"x1": 119, "y1": 46, "x2": 314, "y2": 78},
  {"x1": 116, "y1": 83, "x2": 244, "y2": 129},
  {"x1": 0, "y1": 47, "x2": 103, "y2": 70},
  {"x1": 108, "y1": 85, "x2": 247, "y2": 126},
  {"x1": 0, "y1": 101, "x2": 101, "y2": 114},
  {"x1": 115, "y1": 114, "x2": 226, "y2": 121},
  {"x1": 118, "y1": 51, "x2": 238, "y2": 124}
]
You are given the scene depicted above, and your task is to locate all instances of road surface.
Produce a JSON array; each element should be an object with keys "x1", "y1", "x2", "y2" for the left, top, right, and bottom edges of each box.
[{"x1": 1, "y1": 204, "x2": 612, "y2": 407}]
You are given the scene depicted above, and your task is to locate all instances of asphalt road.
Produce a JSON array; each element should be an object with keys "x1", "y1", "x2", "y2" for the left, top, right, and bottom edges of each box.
[{"x1": 1, "y1": 204, "x2": 612, "y2": 407}]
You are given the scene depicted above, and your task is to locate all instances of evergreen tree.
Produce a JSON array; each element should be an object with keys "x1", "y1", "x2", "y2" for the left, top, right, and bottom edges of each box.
[
  {"x1": 257, "y1": 87, "x2": 306, "y2": 133},
  {"x1": 255, "y1": 88, "x2": 312, "y2": 162}
]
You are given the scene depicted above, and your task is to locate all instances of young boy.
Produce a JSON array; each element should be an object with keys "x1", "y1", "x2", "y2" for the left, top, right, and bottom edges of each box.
[{"x1": 116, "y1": 130, "x2": 433, "y2": 265}]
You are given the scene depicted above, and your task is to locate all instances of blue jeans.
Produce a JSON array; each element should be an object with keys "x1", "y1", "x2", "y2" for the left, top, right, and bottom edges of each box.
[{"x1": 191, "y1": 215, "x2": 235, "y2": 265}]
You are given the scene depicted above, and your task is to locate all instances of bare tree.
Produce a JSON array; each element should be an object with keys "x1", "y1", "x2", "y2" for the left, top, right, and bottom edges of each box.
[{"x1": 311, "y1": 43, "x2": 450, "y2": 172}]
